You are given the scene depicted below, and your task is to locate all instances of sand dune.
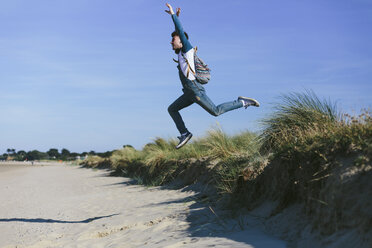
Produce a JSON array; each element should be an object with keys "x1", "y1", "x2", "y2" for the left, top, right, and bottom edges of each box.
[{"x1": 0, "y1": 163, "x2": 286, "y2": 247}]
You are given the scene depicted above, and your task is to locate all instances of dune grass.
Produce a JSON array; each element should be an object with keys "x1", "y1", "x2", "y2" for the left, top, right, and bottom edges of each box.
[
  {"x1": 123, "y1": 126, "x2": 261, "y2": 187},
  {"x1": 79, "y1": 90, "x2": 371, "y2": 245},
  {"x1": 81, "y1": 124, "x2": 261, "y2": 189},
  {"x1": 81, "y1": 90, "x2": 371, "y2": 200},
  {"x1": 261, "y1": 90, "x2": 341, "y2": 149},
  {"x1": 238, "y1": 92, "x2": 372, "y2": 229}
]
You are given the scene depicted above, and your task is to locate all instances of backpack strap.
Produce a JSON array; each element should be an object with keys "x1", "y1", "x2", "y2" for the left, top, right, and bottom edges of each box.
[
  {"x1": 181, "y1": 49, "x2": 196, "y2": 77},
  {"x1": 172, "y1": 46, "x2": 197, "y2": 63}
]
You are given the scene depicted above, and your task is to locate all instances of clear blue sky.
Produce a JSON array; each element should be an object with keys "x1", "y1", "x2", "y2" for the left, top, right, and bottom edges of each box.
[{"x1": 1, "y1": 0, "x2": 371, "y2": 153}]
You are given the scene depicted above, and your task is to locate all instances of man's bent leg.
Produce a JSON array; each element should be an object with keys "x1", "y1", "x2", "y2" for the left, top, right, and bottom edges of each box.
[
  {"x1": 196, "y1": 90, "x2": 243, "y2": 116},
  {"x1": 168, "y1": 93, "x2": 194, "y2": 134}
]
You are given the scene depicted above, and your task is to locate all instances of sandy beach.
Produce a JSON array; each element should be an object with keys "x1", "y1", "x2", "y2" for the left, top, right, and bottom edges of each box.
[{"x1": 0, "y1": 163, "x2": 286, "y2": 248}]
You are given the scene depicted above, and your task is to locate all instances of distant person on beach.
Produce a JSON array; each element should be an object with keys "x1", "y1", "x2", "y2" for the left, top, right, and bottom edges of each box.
[{"x1": 165, "y1": 3, "x2": 260, "y2": 149}]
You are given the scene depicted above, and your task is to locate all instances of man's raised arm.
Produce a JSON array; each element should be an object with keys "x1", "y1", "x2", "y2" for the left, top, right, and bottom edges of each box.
[{"x1": 165, "y1": 3, "x2": 192, "y2": 53}]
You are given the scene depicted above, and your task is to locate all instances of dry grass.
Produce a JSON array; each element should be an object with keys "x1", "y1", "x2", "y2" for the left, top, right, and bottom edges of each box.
[
  {"x1": 78, "y1": 91, "x2": 371, "y2": 246},
  {"x1": 261, "y1": 90, "x2": 340, "y2": 150}
]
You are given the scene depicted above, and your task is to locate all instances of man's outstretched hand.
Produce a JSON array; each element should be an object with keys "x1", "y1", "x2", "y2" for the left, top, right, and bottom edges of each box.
[
  {"x1": 165, "y1": 3, "x2": 180, "y2": 16},
  {"x1": 165, "y1": 3, "x2": 175, "y2": 15}
]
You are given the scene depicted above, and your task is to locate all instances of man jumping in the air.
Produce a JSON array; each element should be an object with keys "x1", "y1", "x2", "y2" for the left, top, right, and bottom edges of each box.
[{"x1": 165, "y1": 3, "x2": 260, "y2": 149}]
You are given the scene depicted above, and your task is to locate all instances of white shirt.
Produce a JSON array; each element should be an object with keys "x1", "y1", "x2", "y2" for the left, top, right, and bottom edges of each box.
[{"x1": 178, "y1": 48, "x2": 196, "y2": 81}]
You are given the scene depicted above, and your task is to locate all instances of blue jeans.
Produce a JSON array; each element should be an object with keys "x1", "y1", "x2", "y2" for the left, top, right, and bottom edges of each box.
[{"x1": 168, "y1": 69, "x2": 243, "y2": 134}]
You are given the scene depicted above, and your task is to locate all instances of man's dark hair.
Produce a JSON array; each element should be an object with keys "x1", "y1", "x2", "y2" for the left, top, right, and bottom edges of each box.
[{"x1": 171, "y1": 31, "x2": 189, "y2": 40}]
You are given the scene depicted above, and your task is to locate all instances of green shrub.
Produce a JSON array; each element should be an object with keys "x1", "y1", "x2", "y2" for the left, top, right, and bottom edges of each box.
[
  {"x1": 110, "y1": 147, "x2": 143, "y2": 171},
  {"x1": 261, "y1": 90, "x2": 340, "y2": 149},
  {"x1": 81, "y1": 155, "x2": 110, "y2": 168}
]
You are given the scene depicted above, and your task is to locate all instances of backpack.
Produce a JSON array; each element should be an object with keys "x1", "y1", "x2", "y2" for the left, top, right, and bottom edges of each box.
[{"x1": 174, "y1": 47, "x2": 211, "y2": 84}]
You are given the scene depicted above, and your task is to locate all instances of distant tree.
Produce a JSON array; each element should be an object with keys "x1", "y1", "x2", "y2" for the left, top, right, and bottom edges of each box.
[
  {"x1": 123, "y1": 145, "x2": 134, "y2": 149},
  {"x1": 47, "y1": 148, "x2": 60, "y2": 159},
  {"x1": 0, "y1": 153, "x2": 8, "y2": 160},
  {"x1": 26, "y1": 150, "x2": 47, "y2": 161},
  {"x1": 7, "y1": 148, "x2": 16, "y2": 155},
  {"x1": 61, "y1": 148, "x2": 70, "y2": 156},
  {"x1": 89, "y1": 150, "x2": 96, "y2": 155},
  {"x1": 61, "y1": 148, "x2": 71, "y2": 160},
  {"x1": 70, "y1": 152, "x2": 79, "y2": 158},
  {"x1": 17, "y1": 150, "x2": 27, "y2": 156},
  {"x1": 16, "y1": 150, "x2": 27, "y2": 161},
  {"x1": 100, "y1": 151, "x2": 114, "y2": 158}
]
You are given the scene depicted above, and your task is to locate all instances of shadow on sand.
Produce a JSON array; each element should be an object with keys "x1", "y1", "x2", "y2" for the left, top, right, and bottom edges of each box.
[
  {"x1": 0, "y1": 213, "x2": 119, "y2": 224},
  {"x1": 142, "y1": 191, "x2": 286, "y2": 248},
  {"x1": 98, "y1": 170, "x2": 287, "y2": 248}
]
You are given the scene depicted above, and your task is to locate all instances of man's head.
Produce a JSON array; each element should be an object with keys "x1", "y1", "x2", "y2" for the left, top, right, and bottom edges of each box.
[{"x1": 171, "y1": 31, "x2": 188, "y2": 53}]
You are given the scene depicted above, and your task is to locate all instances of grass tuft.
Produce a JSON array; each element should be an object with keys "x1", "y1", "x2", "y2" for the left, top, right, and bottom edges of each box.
[{"x1": 261, "y1": 90, "x2": 340, "y2": 149}]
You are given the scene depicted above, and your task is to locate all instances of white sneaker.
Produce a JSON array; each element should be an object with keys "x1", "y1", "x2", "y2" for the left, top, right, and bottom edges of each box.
[
  {"x1": 238, "y1": 96, "x2": 260, "y2": 108},
  {"x1": 176, "y1": 132, "x2": 193, "y2": 149}
]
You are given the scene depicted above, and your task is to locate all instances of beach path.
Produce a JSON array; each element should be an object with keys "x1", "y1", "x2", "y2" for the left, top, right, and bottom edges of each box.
[{"x1": 0, "y1": 164, "x2": 286, "y2": 248}]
